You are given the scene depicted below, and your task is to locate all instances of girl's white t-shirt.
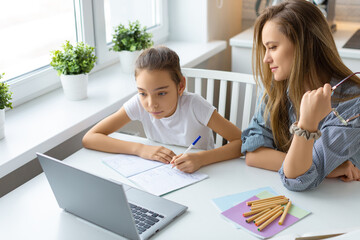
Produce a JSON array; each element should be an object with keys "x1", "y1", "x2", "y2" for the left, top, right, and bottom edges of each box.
[{"x1": 123, "y1": 92, "x2": 216, "y2": 150}]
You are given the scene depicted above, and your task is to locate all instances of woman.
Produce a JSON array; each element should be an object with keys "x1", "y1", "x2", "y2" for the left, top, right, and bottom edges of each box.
[{"x1": 241, "y1": 0, "x2": 360, "y2": 191}]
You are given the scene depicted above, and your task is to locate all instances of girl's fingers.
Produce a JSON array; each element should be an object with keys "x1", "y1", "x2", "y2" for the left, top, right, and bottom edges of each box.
[
  {"x1": 173, "y1": 156, "x2": 186, "y2": 166},
  {"x1": 156, "y1": 157, "x2": 169, "y2": 164},
  {"x1": 162, "y1": 148, "x2": 176, "y2": 158},
  {"x1": 157, "y1": 153, "x2": 171, "y2": 163}
]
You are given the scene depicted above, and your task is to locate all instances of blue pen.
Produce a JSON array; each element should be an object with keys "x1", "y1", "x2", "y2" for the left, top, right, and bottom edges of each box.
[{"x1": 183, "y1": 136, "x2": 201, "y2": 154}]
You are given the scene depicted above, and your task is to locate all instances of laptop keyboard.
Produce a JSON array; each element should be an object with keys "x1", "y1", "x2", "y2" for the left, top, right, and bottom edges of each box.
[{"x1": 129, "y1": 203, "x2": 164, "y2": 235}]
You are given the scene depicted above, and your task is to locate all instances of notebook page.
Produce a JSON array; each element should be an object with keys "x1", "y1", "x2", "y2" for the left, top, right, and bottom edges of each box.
[
  {"x1": 102, "y1": 154, "x2": 164, "y2": 177},
  {"x1": 129, "y1": 164, "x2": 208, "y2": 196}
]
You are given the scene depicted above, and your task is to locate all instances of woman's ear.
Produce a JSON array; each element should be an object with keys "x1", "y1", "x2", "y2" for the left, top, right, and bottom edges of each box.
[{"x1": 178, "y1": 76, "x2": 186, "y2": 96}]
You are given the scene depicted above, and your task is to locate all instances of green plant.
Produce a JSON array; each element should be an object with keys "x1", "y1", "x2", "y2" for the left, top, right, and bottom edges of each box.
[
  {"x1": 0, "y1": 73, "x2": 13, "y2": 109},
  {"x1": 50, "y1": 41, "x2": 97, "y2": 76},
  {"x1": 110, "y1": 20, "x2": 153, "y2": 52}
]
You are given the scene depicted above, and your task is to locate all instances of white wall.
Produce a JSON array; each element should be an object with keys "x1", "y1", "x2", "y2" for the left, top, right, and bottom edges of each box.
[
  {"x1": 169, "y1": 0, "x2": 243, "y2": 71},
  {"x1": 168, "y1": 0, "x2": 208, "y2": 42}
]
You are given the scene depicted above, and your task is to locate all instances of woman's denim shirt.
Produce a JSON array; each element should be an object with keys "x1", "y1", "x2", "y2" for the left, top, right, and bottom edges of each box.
[{"x1": 241, "y1": 81, "x2": 360, "y2": 191}]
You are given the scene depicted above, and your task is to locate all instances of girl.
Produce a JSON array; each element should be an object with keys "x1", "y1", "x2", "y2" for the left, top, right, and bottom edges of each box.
[
  {"x1": 82, "y1": 46, "x2": 242, "y2": 173},
  {"x1": 241, "y1": 0, "x2": 360, "y2": 191}
]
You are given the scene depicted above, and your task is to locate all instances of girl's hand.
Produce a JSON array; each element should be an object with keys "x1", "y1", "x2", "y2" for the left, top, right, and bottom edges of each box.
[
  {"x1": 326, "y1": 160, "x2": 360, "y2": 182},
  {"x1": 298, "y1": 83, "x2": 332, "y2": 132},
  {"x1": 170, "y1": 153, "x2": 202, "y2": 173},
  {"x1": 138, "y1": 145, "x2": 176, "y2": 164}
]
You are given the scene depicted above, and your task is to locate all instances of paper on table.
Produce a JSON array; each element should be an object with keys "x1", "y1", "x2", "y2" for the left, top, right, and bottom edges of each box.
[
  {"x1": 212, "y1": 187, "x2": 278, "y2": 229},
  {"x1": 103, "y1": 154, "x2": 163, "y2": 177},
  {"x1": 129, "y1": 164, "x2": 208, "y2": 196},
  {"x1": 102, "y1": 154, "x2": 208, "y2": 196},
  {"x1": 212, "y1": 186, "x2": 278, "y2": 212},
  {"x1": 221, "y1": 190, "x2": 311, "y2": 239}
]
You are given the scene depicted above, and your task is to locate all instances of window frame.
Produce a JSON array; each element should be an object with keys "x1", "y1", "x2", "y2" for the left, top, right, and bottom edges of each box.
[{"x1": 7, "y1": 0, "x2": 168, "y2": 108}]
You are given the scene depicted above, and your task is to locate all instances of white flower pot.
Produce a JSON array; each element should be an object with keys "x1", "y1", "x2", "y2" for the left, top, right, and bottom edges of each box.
[
  {"x1": 118, "y1": 50, "x2": 142, "y2": 74},
  {"x1": 60, "y1": 74, "x2": 88, "y2": 101},
  {"x1": 0, "y1": 109, "x2": 5, "y2": 140}
]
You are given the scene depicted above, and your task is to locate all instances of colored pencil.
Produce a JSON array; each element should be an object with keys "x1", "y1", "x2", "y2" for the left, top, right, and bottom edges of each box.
[
  {"x1": 251, "y1": 197, "x2": 288, "y2": 206},
  {"x1": 246, "y1": 195, "x2": 285, "y2": 206},
  {"x1": 251, "y1": 198, "x2": 289, "y2": 210},
  {"x1": 278, "y1": 201, "x2": 292, "y2": 225},
  {"x1": 258, "y1": 209, "x2": 283, "y2": 231},
  {"x1": 249, "y1": 202, "x2": 281, "y2": 212},
  {"x1": 245, "y1": 209, "x2": 271, "y2": 223},
  {"x1": 243, "y1": 206, "x2": 274, "y2": 217},
  {"x1": 254, "y1": 205, "x2": 283, "y2": 226}
]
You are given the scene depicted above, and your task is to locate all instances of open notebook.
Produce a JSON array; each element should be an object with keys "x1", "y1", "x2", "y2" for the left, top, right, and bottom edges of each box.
[{"x1": 103, "y1": 154, "x2": 208, "y2": 196}]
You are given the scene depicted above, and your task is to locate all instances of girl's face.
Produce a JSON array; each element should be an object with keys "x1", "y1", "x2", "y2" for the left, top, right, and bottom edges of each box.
[
  {"x1": 262, "y1": 20, "x2": 295, "y2": 81},
  {"x1": 136, "y1": 69, "x2": 185, "y2": 119}
]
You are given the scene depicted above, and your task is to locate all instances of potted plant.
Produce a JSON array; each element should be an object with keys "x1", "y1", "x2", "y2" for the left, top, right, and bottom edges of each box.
[
  {"x1": 110, "y1": 20, "x2": 153, "y2": 74},
  {"x1": 0, "y1": 73, "x2": 13, "y2": 140},
  {"x1": 50, "y1": 41, "x2": 97, "y2": 101}
]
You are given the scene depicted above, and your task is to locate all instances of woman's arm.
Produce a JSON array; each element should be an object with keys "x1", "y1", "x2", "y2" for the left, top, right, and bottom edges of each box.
[
  {"x1": 82, "y1": 107, "x2": 175, "y2": 163},
  {"x1": 245, "y1": 147, "x2": 286, "y2": 171},
  {"x1": 283, "y1": 84, "x2": 332, "y2": 178},
  {"x1": 326, "y1": 160, "x2": 360, "y2": 182},
  {"x1": 171, "y1": 110, "x2": 242, "y2": 172}
]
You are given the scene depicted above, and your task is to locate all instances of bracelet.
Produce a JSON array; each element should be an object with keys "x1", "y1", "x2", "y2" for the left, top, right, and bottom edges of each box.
[{"x1": 289, "y1": 122, "x2": 321, "y2": 141}]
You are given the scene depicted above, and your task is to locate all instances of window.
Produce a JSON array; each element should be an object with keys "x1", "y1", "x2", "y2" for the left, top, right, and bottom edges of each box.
[
  {"x1": 0, "y1": 0, "x2": 77, "y2": 81},
  {"x1": 4, "y1": 0, "x2": 168, "y2": 107},
  {"x1": 104, "y1": 0, "x2": 160, "y2": 44}
]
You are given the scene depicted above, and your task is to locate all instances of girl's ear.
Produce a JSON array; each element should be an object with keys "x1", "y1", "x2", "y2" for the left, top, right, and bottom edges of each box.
[{"x1": 178, "y1": 76, "x2": 186, "y2": 96}]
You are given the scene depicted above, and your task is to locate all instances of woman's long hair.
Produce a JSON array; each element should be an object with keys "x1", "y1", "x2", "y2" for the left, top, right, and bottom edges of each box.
[{"x1": 253, "y1": 0, "x2": 360, "y2": 152}]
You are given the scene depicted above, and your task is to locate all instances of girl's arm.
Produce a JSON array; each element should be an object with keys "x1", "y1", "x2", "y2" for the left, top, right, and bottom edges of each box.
[
  {"x1": 172, "y1": 110, "x2": 242, "y2": 172},
  {"x1": 82, "y1": 107, "x2": 175, "y2": 163}
]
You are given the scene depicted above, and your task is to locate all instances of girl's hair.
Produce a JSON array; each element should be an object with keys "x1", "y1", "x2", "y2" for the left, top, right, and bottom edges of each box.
[
  {"x1": 253, "y1": 0, "x2": 360, "y2": 152},
  {"x1": 135, "y1": 46, "x2": 183, "y2": 86}
]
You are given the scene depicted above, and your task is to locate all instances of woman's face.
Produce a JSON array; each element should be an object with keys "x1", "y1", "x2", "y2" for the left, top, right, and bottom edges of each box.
[
  {"x1": 136, "y1": 69, "x2": 184, "y2": 119},
  {"x1": 262, "y1": 20, "x2": 295, "y2": 81}
]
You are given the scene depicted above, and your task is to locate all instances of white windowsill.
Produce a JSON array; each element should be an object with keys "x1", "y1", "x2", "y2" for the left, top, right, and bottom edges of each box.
[{"x1": 0, "y1": 40, "x2": 226, "y2": 178}]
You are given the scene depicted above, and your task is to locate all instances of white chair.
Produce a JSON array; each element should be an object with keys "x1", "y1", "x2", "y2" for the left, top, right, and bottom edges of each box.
[{"x1": 182, "y1": 68, "x2": 257, "y2": 148}]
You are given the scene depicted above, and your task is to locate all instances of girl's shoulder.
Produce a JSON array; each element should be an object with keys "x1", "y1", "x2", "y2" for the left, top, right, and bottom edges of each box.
[
  {"x1": 180, "y1": 92, "x2": 208, "y2": 104},
  {"x1": 179, "y1": 92, "x2": 215, "y2": 111}
]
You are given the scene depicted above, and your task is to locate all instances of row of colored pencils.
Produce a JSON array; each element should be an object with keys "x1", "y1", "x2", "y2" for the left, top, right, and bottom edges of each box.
[{"x1": 243, "y1": 195, "x2": 292, "y2": 231}]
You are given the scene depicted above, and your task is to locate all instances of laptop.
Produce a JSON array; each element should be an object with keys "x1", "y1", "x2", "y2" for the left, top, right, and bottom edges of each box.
[{"x1": 36, "y1": 153, "x2": 187, "y2": 240}]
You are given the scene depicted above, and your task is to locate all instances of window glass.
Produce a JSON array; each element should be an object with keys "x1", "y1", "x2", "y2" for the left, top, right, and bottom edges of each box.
[
  {"x1": 0, "y1": 0, "x2": 77, "y2": 81},
  {"x1": 104, "y1": 0, "x2": 159, "y2": 44}
]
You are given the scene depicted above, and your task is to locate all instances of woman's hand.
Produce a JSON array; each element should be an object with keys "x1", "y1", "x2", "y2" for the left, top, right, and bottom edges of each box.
[
  {"x1": 170, "y1": 153, "x2": 202, "y2": 173},
  {"x1": 298, "y1": 83, "x2": 332, "y2": 132},
  {"x1": 138, "y1": 145, "x2": 176, "y2": 164},
  {"x1": 326, "y1": 160, "x2": 360, "y2": 182}
]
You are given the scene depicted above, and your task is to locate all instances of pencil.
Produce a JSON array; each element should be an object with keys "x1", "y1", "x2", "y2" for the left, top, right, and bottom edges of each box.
[
  {"x1": 254, "y1": 205, "x2": 283, "y2": 226},
  {"x1": 246, "y1": 195, "x2": 285, "y2": 206},
  {"x1": 249, "y1": 202, "x2": 282, "y2": 212},
  {"x1": 243, "y1": 206, "x2": 273, "y2": 217},
  {"x1": 251, "y1": 198, "x2": 289, "y2": 210},
  {"x1": 245, "y1": 209, "x2": 271, "y2": 223},
  {"x1": 278, "y1": 201, "x2": 292, "y2": 225},
  {"x1": 258, "y1": 209, "x2": 283, "y2": 231},
  {"x1": 250, "y1": 197, "x2": 288, "y2": 207}
]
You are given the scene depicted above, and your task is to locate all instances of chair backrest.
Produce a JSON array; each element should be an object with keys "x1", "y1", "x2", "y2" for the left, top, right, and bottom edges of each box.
[{"x1": 182, "y1": 68, "x2": 257, "y2": 148}]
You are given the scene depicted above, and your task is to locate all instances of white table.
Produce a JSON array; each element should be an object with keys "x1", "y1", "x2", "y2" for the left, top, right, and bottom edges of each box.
[{"x1": 1, "y1": 133, "x2": 359, "y2": 239}]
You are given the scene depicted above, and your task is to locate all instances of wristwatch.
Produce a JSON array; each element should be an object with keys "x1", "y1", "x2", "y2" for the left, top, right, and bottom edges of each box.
[{"x1": 289, "y1": 122, "x2": 321, "y2": 140}]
